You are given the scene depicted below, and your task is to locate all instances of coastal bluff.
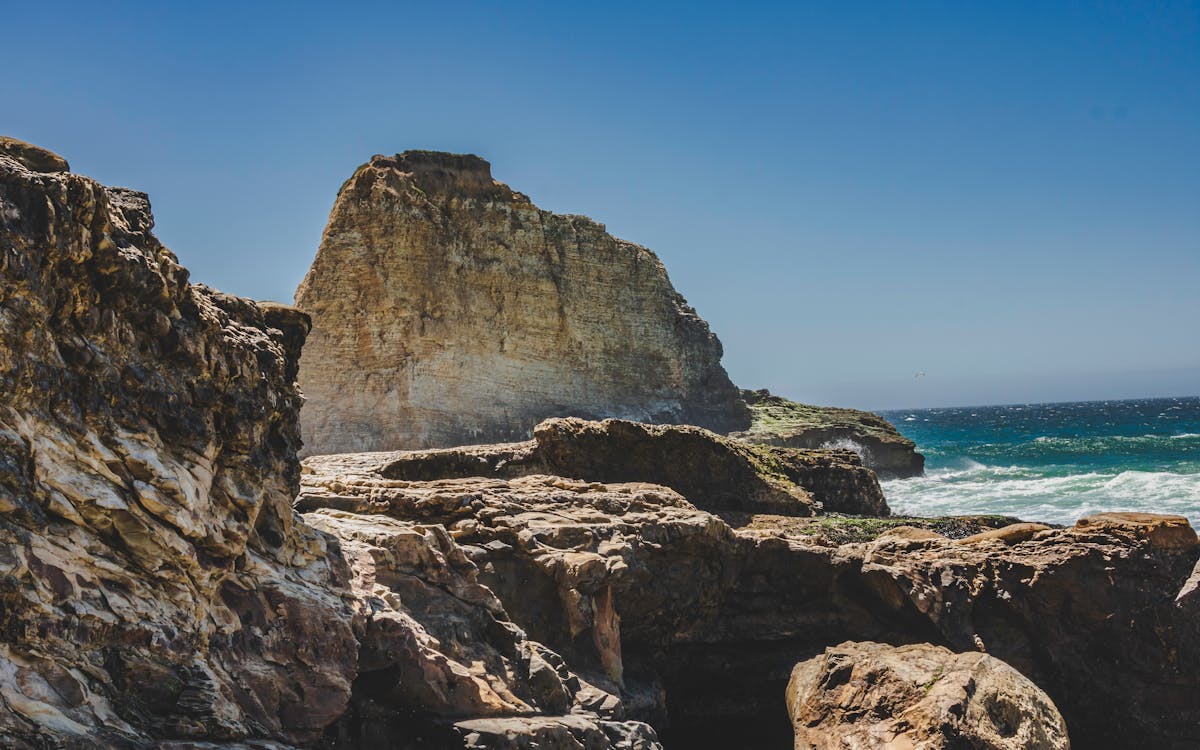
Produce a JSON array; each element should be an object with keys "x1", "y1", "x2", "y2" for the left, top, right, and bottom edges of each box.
[
  {"x1": 295, "y1": 150, "x2": 749, "y2": 456},
  {"x1": 3, "y1": 137, "x2": 1199, "y2": 749}
]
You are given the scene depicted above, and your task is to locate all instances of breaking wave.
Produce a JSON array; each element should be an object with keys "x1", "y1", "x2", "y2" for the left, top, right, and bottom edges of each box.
[
  {"x1": 883, "y1": 464, "x2": 1200, "y2": 527},
  {"x1": 879, "y1": 397, "x2": 1200, "y2": 527}
]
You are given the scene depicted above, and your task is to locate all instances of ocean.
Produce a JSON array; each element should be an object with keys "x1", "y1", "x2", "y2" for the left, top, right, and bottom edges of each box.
[{"x1": 879, "y1": 396, "x2": 1200, "y2": 528}]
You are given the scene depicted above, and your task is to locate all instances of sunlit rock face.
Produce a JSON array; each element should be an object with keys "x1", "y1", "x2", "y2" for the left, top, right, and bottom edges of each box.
[
  {"x1": 787, "y1": 642, "x2": 1071, "y2": 750},
  {"x1": 0, "y1": 138, "x2": 357, "y2": 747},
  {"x1": 295, "y1": 150, "x2": 749, "y2": 456}
]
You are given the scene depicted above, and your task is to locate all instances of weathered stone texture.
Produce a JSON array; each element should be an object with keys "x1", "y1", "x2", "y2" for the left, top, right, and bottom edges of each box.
[
  {"x1": 733, "y1": 389, "x2": 925, "y2": 478},
  {"x1": 295, "y1": 151, "x2": 749, "y2": 456},
  {"x1": 0, "y1": 139, "x2": 356, "y2": 747},
  {"x1": 300, "y1": 433, "x2": 1200, "y2": 749},
  {"x1": 787, "y1": 641, "x2": 1071, "y2": 749}
]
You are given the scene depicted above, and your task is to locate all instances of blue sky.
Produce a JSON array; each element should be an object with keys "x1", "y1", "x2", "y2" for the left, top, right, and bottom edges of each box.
[{"x1": 5, "y1": 1, "x2": 1198, "y2": 409}]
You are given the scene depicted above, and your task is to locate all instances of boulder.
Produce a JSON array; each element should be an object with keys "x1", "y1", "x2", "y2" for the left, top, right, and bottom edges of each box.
[{"x1": 787, "y1": 641, "x2": 1071, "y2": 749}]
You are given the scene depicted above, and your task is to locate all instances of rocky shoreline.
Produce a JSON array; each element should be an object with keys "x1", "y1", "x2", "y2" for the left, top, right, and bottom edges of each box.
[{"x1": 2, "y1": 138, "x2": 1198, "y2": 749}]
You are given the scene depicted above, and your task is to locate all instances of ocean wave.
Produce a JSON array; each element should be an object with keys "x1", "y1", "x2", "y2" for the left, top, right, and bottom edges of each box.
[
  {"x1": 1172, "y1": 433, "x2": 1200, "y2": 439},
  {"x1": 882, "y1": 466, "x2": 1200, "y2": 527}
]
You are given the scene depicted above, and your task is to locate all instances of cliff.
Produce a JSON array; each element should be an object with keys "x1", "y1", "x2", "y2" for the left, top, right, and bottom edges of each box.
[
  {"x1": 294, "y1": 151, "x2": 749, "y2": 456},
  {"x1": 0, "y1": 138, "x2": 357, "y2": 746},
  {"x1": 732, "y1": 388, "x2": 925, "y2": 478}
]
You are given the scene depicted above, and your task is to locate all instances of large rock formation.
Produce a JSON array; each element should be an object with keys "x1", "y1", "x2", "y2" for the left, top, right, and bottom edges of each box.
[
  {"x1": 787, "y1": 641, "x2": 1071, "y2": 749},
  {"x1": 294, "y1": 151, "x2": 749, "y2": 456},
  {"x1": 733, "y1": 389, "x2": 925, "y2": 478},
  {"x1": 0, "y1": 138, "x2": 357, "y2": 746},
  {"x1": 341, "y1": 417, "x2": 890, "y2": 518},
  {"x1": 7, "y1": 136, "x2": 1199, "y2": 750},
  {"x1": 305, "y1": 508, "x2": 662, "y2": 748},
  {"x1": 300, "y1": 435, "x2": 1200, "y2": 750}
]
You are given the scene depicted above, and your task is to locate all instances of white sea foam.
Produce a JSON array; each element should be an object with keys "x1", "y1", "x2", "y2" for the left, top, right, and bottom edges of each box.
[
  {"x1": 882, "y1": 465, "x2": 1200, "y2": 527},
  {"x1": 1172, "y1": 433, "x2": 1200, "y2": 439},
  {"x1": 820, "y1": 438, "x2": 871, "y2": 464}
]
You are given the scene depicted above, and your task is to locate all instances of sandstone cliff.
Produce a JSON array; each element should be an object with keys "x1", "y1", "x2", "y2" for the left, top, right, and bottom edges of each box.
[
  {"x1": 294, "y1": 151, "x2": 749, "y2": 456},
  {"x1": 0, "y1": 138, "x2": 662, "y2": 749},
  {"x1": 733, "y1": 388, "x2": 925, "y2": 478}
]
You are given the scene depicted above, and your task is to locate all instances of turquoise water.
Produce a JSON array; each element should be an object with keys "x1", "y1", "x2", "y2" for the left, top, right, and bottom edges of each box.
[{"x1": 879, "y1": 397, "x2": 1200, "y2": 527}]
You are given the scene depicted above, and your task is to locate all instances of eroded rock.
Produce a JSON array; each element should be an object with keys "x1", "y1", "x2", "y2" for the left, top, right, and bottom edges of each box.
[
  {"x1": 733, "y1": 389, "x2": 924, "y2": 478},
  {"x1": 314, "y1": 416, "x2": 889, "y2": 518},
  {"x1": 305, "y1": 508, "x2": 662, "y2": 748},
  {"x1": 300, "y1": 445, "x2": 1200, "y2": 749},
  {"x1": 0, "y1": 141, "x2": 356, "y2": 747},
  {"x1": 787, "y1": 641, "x2": 1071, "y2": 749}
]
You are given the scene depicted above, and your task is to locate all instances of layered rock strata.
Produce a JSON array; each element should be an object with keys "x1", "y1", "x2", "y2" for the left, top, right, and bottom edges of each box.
[
  {"x1": 733, "y1": 389, "x2": 925, "y2": 478},
  {"x1": 787, "y1": 641, "x2": 1071, "y2": 749},
  {"x1": 0, "y1": 139, "x2": 357, "y2": 746},
  {"x1": 305, "y1": 508, "x2": 661, "y2": 748},
  {"x1": 300, "y1": 442, "x2": 1200, "y2": 750},
  {"x1": 294, "y1": 151, "x2": 749, "y2": 456},
  {"x1": 341, "y1": 416, "x2": 890, "y2": 518}
]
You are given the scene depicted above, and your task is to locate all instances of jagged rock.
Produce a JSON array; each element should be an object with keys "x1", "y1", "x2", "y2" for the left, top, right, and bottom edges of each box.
[
  {"x1": 304, "y1": 508, "x2": 661, "y2": 748},
  {"x1": 300, "y1": 444, "x2": 1200, "y2": 750},
  {"x1": 844, "y1": 512, "x2": 1200, "y2": 749},
  {"x1": 732, "y1": 389, "x2": 924, "y2": 478},
  {"x1": 313, "y1": 416, "x2": 889, "y2": 518},
  {"x1": 294, "y1": 151, "x2": 749, "y2": 456},
  {"x1": 0, "y1": 141, "x2": 357, "y2": 746},
  {"x1": 787, "y1": 641, "x2": 1071, "y2": 749},
  {"x1": 1177, "y1": 557, "x2": 1200, "y2": 611},
  {"x1": 0, "y1": 136, "x2": 69, "y2": 173}
]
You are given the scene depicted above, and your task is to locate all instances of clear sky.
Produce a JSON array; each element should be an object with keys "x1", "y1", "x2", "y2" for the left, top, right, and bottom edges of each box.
[{"x1": 5, "y1": 1, "x2": 1198, "y2": 410}]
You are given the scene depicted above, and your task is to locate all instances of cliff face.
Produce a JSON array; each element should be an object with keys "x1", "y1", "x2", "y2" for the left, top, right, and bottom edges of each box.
[
  {"x1": 0, "y1": 139, "x2": 357, "y2": 747},
  {"x1": 295, "y1": 151, "x2": 749, "y2": 456}
]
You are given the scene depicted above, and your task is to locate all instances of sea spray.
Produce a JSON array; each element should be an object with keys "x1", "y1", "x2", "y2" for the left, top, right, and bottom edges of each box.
[{"x1": 881, "y1": 397, "x2": 1200, "y2": 526}]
